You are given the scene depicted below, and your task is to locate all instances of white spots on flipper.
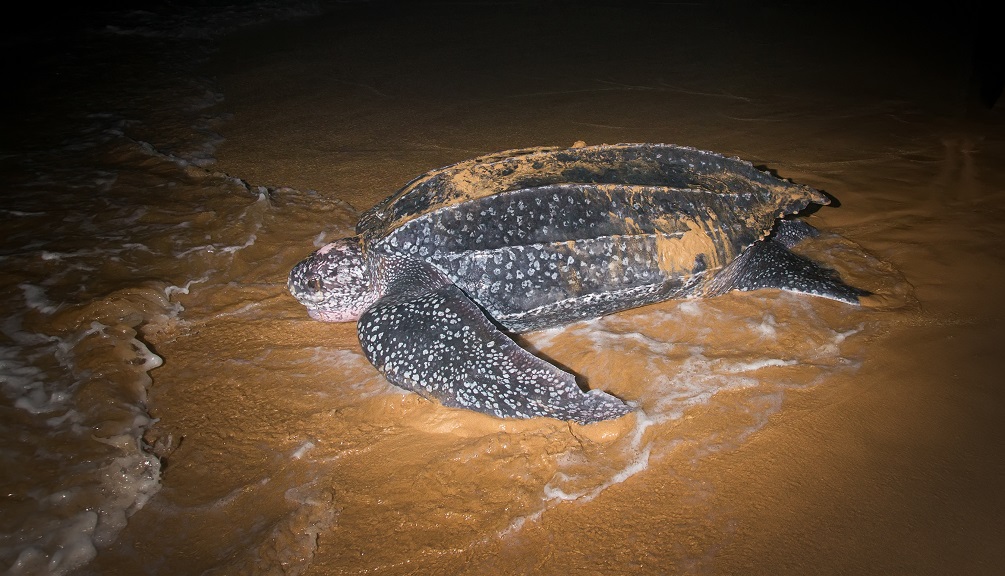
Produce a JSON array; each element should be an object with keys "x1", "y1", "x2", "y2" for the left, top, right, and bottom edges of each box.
[{"x1": 358, "y1": 284, "x2": 629, "y2": 424}]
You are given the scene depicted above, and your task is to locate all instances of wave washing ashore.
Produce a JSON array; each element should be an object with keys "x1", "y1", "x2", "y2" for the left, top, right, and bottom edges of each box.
[
  {"x1": 0, "y1": 5, "x2": 889, "y2": 572},
  {"x1": 4, "y1": 1, "x2": 1002, "y2": 574},
  {"x1": 0, "y1": 3, "x2": 323, "y2": 573}
]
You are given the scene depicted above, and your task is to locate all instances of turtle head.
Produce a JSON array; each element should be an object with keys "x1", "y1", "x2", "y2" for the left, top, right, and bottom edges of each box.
[{"x1": 288, "y1": 236, "x2": 381, "y2": 322}]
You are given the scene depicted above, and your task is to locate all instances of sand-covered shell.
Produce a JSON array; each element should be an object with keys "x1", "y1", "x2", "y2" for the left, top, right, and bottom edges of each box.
[
  {"x1": 360, "y1": 143, "x2": 829, "y2": 331},
  {"x1": 290, "y1": 143, "x2": 863, "y2": 424}
]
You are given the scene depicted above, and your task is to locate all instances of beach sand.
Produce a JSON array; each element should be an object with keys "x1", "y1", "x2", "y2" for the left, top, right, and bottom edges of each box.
[{"x1": 5, "y1": 2, "x2": 1003, "y2": 574}]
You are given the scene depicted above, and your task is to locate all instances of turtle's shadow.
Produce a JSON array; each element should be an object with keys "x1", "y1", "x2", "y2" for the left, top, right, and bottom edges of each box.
[{"x1": 510, "y1": 331, "x2": 595, "y2": 392}]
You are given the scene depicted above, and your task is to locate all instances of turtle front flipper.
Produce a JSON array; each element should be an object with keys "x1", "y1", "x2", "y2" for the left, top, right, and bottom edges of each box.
[{"x1": 357, "y1": 282, "x2": 631, "y2": 425}]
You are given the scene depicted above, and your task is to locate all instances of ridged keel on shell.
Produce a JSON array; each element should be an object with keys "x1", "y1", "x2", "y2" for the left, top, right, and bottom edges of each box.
[
  {"x1": 376, "y1": 181, "x2": 810, "y2": 331},
  {"x1": 357, "y1": 143, "x2": 826, "y2": 238}
]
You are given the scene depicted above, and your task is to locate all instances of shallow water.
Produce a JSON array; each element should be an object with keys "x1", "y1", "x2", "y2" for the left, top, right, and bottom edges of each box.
[{"x1": 2, "y1": 2, "x2": 1003, "y2": 575}]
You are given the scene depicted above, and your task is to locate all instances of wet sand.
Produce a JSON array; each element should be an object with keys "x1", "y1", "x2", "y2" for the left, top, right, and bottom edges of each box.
[{"x1": 67, "y1": 2, "x2": 1005, "y2": 574}]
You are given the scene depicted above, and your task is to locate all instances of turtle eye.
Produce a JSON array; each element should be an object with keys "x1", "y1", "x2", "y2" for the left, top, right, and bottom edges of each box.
[{"x1": 310, "y1": 278, "x2": 324, "y2": 292}]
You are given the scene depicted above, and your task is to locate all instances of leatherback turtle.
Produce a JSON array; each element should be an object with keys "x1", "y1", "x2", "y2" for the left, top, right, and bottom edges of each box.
[{"x1": 288, "y1": 143, "x2": 866, "y2": 424}]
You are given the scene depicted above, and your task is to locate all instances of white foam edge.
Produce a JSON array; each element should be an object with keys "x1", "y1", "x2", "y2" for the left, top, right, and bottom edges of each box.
[
  {"x1": 498, "y1": 407, "x2": 666, "y2": 538},
  {"x1": 1, "y1": 319, "x2": 165, "y2": 572}
]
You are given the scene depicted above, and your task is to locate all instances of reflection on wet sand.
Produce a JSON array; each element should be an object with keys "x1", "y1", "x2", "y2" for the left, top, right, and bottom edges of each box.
[{"x1": 2, "y1": 2, "x2": 1003, "y2": 575}]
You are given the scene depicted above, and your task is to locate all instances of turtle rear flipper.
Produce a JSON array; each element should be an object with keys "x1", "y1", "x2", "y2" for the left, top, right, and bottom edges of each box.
[
  {"x1": 707, "y1": 237, "x2": 870, "y2": 304},
  {"x1": 770, "y1": 218, "x2": 821, "y2": 249},
  {"x1": 358, "y1": 282, "x2": 631, "y2": 425}
]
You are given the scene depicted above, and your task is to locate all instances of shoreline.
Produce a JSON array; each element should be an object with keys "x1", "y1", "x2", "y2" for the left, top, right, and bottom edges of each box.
[{"x1": 65, "y1": 2, "x2": 1005, "y2": 573}]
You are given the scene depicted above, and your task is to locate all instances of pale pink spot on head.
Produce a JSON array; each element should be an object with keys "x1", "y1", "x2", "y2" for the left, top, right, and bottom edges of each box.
[{"x1": 289, "y1": 235, "x2": 380, "y2": 323}]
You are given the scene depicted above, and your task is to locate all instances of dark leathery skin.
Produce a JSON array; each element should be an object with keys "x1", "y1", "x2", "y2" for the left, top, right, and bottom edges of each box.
[
  {"x1": 377, "y1": 182, "x2": 799, "y2": 331},
  {"x1": 291, "y1": 143, "x2": 863, "y2": 424}
]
